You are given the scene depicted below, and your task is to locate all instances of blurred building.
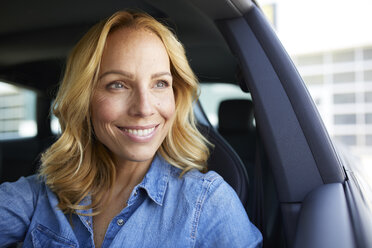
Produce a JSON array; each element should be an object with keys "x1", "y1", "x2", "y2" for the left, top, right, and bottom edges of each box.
[
  {"x1": 260, "y1": 0, "x2": 372, "y2": 167},
  {"x1": 292, "y1": 47, "x2": 372, "y2": 166}
]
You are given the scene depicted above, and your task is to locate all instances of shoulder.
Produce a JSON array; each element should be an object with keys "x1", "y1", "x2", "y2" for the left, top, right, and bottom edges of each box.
[
  {"x1": 169, "y1": 166, "x2": 234, "y2": 199},
  {"x1": 168, "y1": 167, "x2": 227, "y2": 198},
  {"x1": 168, "y1": 167, "x2": 246, "y2": 222},
  {"x1": 174, "y1": 169, "x2": 263, "y2": 247},
  {"x1": 0, "y1": 174, "x2": 49, "y2": 214},
  {"x1": 164, "y1": 166, "x2": 262, "y2": 247},
  {"x1": 176, "y1": 169, "x2": 241, "y2": 210},
  {"x1": 170, "y1": 166, "x2": 223, "y2": 185},
  {"x1": 0, "y1": 175, "x2": 44, "y2": 198},
  {"x1": 0, "y1": 175, "x2": 48, "y2": 246}
]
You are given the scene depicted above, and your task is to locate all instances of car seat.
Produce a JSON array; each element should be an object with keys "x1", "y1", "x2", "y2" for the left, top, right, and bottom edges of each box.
[
  {"x1": 217, "y1": 99, "x2": 257, "y2": 216},
  {"x1": 194, "y1": 100, "x2": 250, "y2": 208},
  {"x1": 218, "y1": 99, "x2": 256, "y2": 176},
  {"x1": 217, "y1": 99, "x2": 285, "y2": 246}
]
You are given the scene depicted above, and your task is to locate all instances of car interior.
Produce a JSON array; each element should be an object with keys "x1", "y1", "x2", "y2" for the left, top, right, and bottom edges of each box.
[{"x1": 1, "y1": 0, "x2": 372, "y2": 247}]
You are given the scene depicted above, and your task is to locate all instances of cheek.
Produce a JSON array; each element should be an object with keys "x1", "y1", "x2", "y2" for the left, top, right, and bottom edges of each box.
[
  {"x1": 91, "y1": 95, "x2": 123, "y2": 125},
  {"x1": 159, "y1": 93, "x2": 176, "y2": 120}
]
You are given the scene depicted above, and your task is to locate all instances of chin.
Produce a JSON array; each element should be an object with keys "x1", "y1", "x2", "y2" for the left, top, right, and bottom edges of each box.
[{"x1": 118, "y1": 150, "x2": 158, "y2": 164}]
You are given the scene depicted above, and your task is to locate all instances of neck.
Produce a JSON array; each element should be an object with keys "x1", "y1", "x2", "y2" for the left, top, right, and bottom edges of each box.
[{"x1": 112, "y1": 156, "x2": 153, "y2": 195}]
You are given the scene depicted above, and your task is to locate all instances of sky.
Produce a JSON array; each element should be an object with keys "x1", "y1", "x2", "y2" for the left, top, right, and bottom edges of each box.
[{"x1": 261, "y1": 0, "x2": 372, "y2": 55}]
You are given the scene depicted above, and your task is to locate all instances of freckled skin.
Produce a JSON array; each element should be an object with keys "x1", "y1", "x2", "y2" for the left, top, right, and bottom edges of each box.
[{"x1": 91, "y1": 28, "x2": 175, "y2": 166}]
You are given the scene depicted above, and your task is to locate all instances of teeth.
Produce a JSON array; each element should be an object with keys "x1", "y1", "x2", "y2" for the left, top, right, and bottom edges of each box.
[{"x1": 123, "y1": 127, "x2": 155, "y2": 137}]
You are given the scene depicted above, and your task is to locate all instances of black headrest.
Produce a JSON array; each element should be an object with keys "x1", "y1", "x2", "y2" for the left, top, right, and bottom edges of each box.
[{"x1": 218, "y1": 99, "x2": 255, "y2": 132}]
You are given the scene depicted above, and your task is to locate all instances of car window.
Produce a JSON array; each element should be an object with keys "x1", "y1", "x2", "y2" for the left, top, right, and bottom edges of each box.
[
  {"x1": 51, "y1": 115, "x2": 61, "y2": 135},
  {"x1": 50, "y1": 103, "x2": 61, "y2": 135},
  {"x1": 199, "y1": 83, "x2": 252, "y2": 127},
  {"x1": 0, "y1": 81, "x2": 37, "y2": 140},
  {"x1": 261, "y1": 0, "x2": 372, "y2": 212}
]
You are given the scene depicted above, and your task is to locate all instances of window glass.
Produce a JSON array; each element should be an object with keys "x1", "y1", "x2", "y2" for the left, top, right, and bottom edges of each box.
[
  {"x1": 367, "y1": 135, "x2": 372, "y2": 146},
  {"x1": 364, "y1": 70, "x2": 372, "y2": 81},
  {"x1": 260, "y1": 0, "x2": 372, "y2": 217},
  {"x1": 333, "y1": 93, "x2": 356, "y2": 104},
  {"x1": 296, "y1": 54, "x2": 323, "y2": 66},
  {"x1": 49, "y1": 99, "x2": 62, "y2": 135},
  {"x1": 363, "y1": 47, "x2": 372, "y2": 60},
  {"x1": 365, "y1": 92, "x2": 372, "y2": 103},
  {"x1": 302, "y1": 75, "x2": 324, "y2": 85},
  {"x1": 314, "y1": 98, "x2": 321, "y2": 105},
  {"x1": 332, "y1": 50, "x2": 355, "y2": 63},
  {"x1": 333, "y1": 72, "x2": 355, "y2": 84},
  {"x1": 334, "y1": 135, "x2": 357, "y2": 146},
  {"x1": 199, "y1": 83, "x2": 251, "y2": 127},
  {"x1": 366, "y1": 114, "x2": 372, "y2": 124},
  {"x1": 334, "y1": 114, "x2": 356, "y2": 125},
  {"x1": 0, "y1": 81, "x2": 37, "y2": 140},
  {"x1": 51, "y1": 114, "x2": 61, "y2": 135}
]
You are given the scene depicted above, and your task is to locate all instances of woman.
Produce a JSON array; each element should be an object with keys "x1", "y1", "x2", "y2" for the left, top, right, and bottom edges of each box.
[{"x1": 0, "y1": 10, "x2": 262, "y2": 247}]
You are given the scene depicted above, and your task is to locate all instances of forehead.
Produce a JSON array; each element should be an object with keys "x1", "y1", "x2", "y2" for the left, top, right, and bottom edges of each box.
[
  {"x1": 105, "y1": 27, "x2": 164, "y2": 53},
  {"x1": 111, "y1": 26, "x2": 155, "y2": 39},
  {"x1": 101, "y1": 27, "x2": 170, "y2": 68}
]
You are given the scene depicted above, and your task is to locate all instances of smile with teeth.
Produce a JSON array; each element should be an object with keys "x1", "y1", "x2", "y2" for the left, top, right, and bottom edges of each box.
[{"x1": 120, "y1": 127, "x2": 156, "y2": 137}]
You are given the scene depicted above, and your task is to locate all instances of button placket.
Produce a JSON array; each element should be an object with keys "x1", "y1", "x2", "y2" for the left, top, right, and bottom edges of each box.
[
  {"x1": 117, "y1": 218, "x2": 125, "y2": 226},
  {"x1": 86, "y1": 219, "x2": 91, "y2": 227}
]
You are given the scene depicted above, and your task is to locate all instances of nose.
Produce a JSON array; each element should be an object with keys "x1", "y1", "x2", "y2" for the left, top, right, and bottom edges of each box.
[{"x1": 128, "y1": 87, "x2": 154, "y2": 117}]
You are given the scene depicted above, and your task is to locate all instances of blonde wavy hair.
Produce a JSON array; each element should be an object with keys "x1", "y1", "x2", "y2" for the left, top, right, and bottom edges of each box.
[{"x1": 39, "y1": 10, "x2": 211, "y2": 215}]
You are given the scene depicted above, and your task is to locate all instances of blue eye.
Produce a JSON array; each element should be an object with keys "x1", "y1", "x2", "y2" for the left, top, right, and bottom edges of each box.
[
  {"x1": 107, "y1": 82, "x2": 125, "y2": 89},
  {"x1": 155, "y1": 81, "x2": 168, "y2": 88}
]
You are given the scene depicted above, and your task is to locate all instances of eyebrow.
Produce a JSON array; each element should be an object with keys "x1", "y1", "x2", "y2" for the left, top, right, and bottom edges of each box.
[
  {"x1": 99, "y1": 70, "x2": 134, "y2": 80},
  {"x1": 151, "y1": 72, "x2": 172, "y2": 79},
  {"x1": 98, "y1": 70, "x2": 172, "y2": 80}
]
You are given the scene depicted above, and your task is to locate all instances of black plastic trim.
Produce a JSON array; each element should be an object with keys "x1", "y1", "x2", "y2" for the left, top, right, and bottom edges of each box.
[
  {"x1": 344, "y1": 172, "x2": 372, "y2": 248},
  {"x1": 294, "y1": 183, "x2": 355, "y2": 248},
  {"x1": 217, "y1": 15, "x2": 323, "y2": 202},
  {"x1": 244, "y1": 7, "x2": 344, "y2": 184}
]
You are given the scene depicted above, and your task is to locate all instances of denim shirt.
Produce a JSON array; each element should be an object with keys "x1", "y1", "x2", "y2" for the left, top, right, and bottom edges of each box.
[{"x1": 0, "y1": 155, "x2": 262, "y2": 248}]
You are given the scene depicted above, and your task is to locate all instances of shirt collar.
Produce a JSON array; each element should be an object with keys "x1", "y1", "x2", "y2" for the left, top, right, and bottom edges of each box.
[{"x1": 137, "y1": 154, "x2": 171, "y2": 206}]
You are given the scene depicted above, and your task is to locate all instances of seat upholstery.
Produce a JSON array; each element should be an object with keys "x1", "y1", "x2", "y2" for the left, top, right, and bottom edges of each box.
[
  {"x1": 218, "y1": 99, "x2": 256, "y2": 174},
  {"x1": 194, "y1": 101, "x2": 249, "y2": 208},
  {"x1": 217, "y1": 99, "x2": 257, "y2": 217}
]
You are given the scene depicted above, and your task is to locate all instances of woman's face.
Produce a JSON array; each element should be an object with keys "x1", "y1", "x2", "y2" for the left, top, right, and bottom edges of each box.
[{"x1": 91, "y1": 28, "x2": 175, "y2": 165}]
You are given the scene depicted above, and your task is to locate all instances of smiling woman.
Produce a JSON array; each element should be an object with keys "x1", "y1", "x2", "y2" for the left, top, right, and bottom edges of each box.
[
  {"x1": 0, "y1": 10, "x2": 262, "y2": 248},
  {"x1": 91, "y1": 28, "x2": 176, "y2": 166}
]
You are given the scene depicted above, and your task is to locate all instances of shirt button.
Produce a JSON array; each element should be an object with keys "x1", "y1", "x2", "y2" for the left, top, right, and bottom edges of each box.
[
  {"x1": 117, "y1": 218, "x2": 125, "y2": 226},
  {"x1": 134, "y1": 191, "x2": 138, "y2": 196}
]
